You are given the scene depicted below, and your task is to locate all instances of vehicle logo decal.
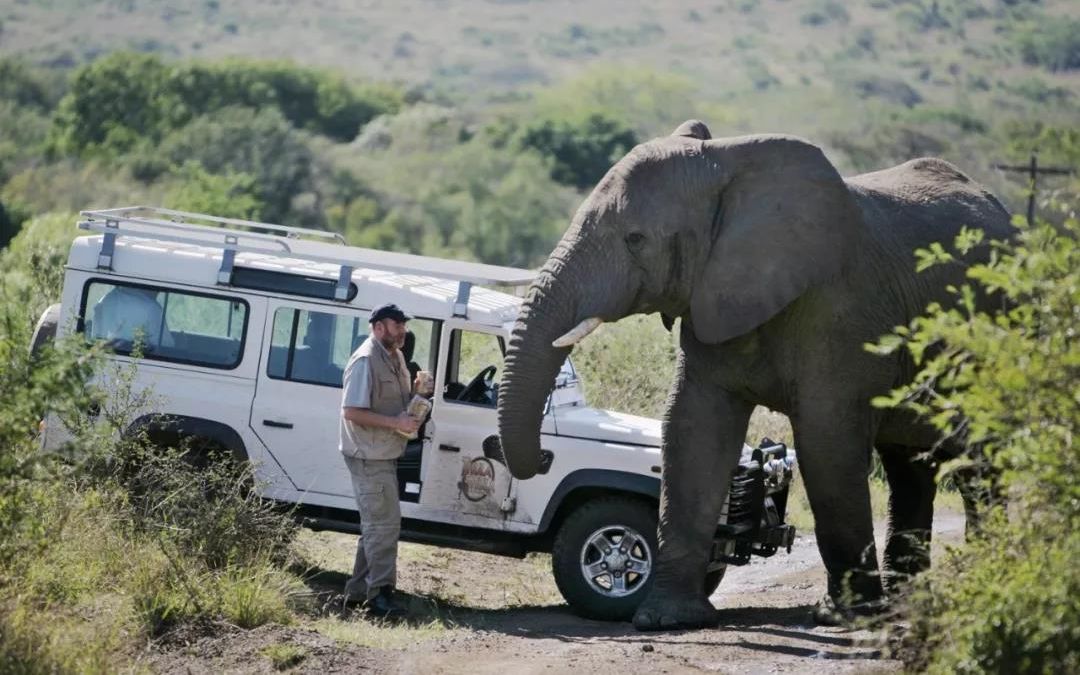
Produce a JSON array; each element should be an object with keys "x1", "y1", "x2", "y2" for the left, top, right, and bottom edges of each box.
[{"x1": 458, "y1": 457, "x2": 495, "y2": 502}]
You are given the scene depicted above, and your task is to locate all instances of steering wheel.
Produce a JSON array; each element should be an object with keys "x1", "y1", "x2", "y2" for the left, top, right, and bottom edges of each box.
[{"x1": 456, "y1": 364, "x2": 497, "y2": 403}]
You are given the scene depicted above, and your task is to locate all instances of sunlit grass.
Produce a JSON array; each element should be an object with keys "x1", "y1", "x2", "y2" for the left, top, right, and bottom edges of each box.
[
  {"x1": 785, "y1": 472, "x2": 965, "y2": 534},
  {"x1": 310, "y1": 615, "x2": 454, "y2": 650},
  {"x1": 262, "y1": 643, "x2": 308, "y2": 671}
]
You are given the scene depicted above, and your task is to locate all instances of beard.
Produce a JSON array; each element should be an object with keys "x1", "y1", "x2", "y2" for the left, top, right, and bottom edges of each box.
[{"x1": 379, "y1": 331, "x2": 404, "y2": 351}]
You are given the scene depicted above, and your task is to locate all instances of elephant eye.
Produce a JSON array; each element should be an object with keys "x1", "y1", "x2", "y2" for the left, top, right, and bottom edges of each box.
[{"x1": 625, "y1": 232, "x2": 646, "y2": 247}]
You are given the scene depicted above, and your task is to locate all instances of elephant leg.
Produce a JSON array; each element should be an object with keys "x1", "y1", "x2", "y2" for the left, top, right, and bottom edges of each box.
[
  {"x1": 952, "y1": 457, "x2": 1003, "y2": 539},
  {"x1": 794, "y1": 405, "x2": 884, "y2": 624},
  {"x1": 632, "y1": 357, "x2": 752, "y2": 632},
  {"x1": 878, "y1": 445, "x2": 936, "y2": 593}
]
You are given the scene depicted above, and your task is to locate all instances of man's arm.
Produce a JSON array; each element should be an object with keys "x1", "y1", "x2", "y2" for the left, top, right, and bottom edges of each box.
[
  {"x1": 342, "y1": 353, "x2": 420, "y2": 435},
  {"x1": 344, "y1": 407, "x2": 419, "y2": 434}
]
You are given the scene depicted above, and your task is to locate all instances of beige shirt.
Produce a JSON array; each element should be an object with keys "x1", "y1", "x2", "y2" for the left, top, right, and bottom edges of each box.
[{"x1": 339, "y1": 336, "x2": 412, "y2": 460}]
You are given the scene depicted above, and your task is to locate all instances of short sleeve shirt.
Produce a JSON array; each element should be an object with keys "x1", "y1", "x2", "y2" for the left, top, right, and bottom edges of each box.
[
  {"x1": 92, "y1": 286, "x2": 175, "y2": 349},
  {"x1": 339, "y1": 337, "x2": 411, "y2": 459},
  {"x1": 341, "y1": 353, "x2": 373, "y2": 410}
]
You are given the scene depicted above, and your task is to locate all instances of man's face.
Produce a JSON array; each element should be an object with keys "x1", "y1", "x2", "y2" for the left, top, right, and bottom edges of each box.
[{"x1": 374, "y1": 318, "x2": 408, "y2": 351}]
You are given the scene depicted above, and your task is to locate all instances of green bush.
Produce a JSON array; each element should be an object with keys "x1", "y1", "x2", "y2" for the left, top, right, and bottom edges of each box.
[
  {"x1": 1011, "y1": 16, "x2": 1080, "y2": 72},
  {"x1": 871, "y1": 214, "x2": 1079, "y2": 671},
  {"x1": 164, "y1": 161, "x2": 262, "y2": 220},
  {"x1": 343, "y1": 119, "x2": 577, "y2": 266},
  {"x1": 0, "y1": 57, "x2": 67, "y2": 112},
  {"x1": 899, "y1": 520, "x2": 1078, "y2": 673},
  {"x1": 1, "y1": 161, "x2": 163, "y2": 222},
  {"x1": 158, "y1": 106, "x2": 314, "y2": 223},
  {"x1": 517, "y1": 111, "x2": 638, "y2": 190},
  {"x1": 0, "y1": 210, "x2": 301, "y2": 665},
  {"x1": 49, "y1": 52, "x2": 402, "y2": 157},
  {"x1": 0, "y1": 100, "x2": 53, "y2": 183}
]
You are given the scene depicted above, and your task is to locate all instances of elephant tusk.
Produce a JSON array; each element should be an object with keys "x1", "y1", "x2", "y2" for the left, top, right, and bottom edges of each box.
[{"x1": 552, "y1": 317, "x2": 603, "y2": 348}]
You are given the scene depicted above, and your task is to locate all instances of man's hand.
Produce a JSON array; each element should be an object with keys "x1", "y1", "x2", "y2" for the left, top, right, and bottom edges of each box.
[
  {"x1": 413, "y1": 370, "x2": 434, "y2": 396},
  {"x1": 394, "y1": 412, "x2": 420, "y2": 435}
]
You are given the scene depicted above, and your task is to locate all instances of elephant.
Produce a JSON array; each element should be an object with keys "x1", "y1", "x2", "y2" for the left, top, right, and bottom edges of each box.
[{"x1": 496, "y1": 120, "x2": 1014, "y2": 630}]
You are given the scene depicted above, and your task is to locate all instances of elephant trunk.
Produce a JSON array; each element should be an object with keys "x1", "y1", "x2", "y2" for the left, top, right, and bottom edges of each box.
[{"x1": 499, "y1": 233, "x2": 617, "y2": 479}]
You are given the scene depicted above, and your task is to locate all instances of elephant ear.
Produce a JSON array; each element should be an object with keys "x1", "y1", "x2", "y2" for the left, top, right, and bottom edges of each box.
[{"x1": 689, "y1": 137, "x2": 861, "y2": 345}]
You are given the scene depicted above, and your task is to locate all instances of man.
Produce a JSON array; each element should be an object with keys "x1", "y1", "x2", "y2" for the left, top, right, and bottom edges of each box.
[
  {"x1": 91, "y1": 285, "x2": 174, "y2": 352},
  {"x1": 340, "y1": 303, "x2": 422, "y2": 618}
]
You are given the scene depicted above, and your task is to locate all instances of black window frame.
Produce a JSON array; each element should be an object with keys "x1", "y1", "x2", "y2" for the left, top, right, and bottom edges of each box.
[
  {"x1": 442, "y1": 327, "x2": 506, "y2": 409},
  {"x1": 265, "y1": 305, "x2": 442, "y2": 391},
  {"x1": 79, "y1": 278, "x2": 250, "y2": 370},
  {"x1": 230, "y1": 266, "x2": 358, "y2": 302}
]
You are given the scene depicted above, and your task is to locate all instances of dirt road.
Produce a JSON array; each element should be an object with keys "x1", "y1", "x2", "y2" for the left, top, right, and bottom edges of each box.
[{"x1": 146, "y1": 512, "x2": 964, "y2": 674}]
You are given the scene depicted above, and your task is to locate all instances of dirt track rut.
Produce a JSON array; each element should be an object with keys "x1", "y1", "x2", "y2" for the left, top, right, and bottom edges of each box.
[{"x1": 147, "y1": 512, "x2": 965, "y2": 674}]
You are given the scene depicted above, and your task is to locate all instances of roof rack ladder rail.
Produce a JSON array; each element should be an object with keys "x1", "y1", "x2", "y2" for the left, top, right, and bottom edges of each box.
[
  {"x1": 335, "y1": 265, "x2": 354, "y2": 301},
  {"x1": 218, "y1": 235, "x2": 238, "y2": 285},
  {"x1": 97, "y1": 219, "x2": 119, "y2": 270},
  {"x1": 82, "y1": 206, "x2": 346, "y2": 245},
  {"x1": 453, "y1": 281, "x2": 472, "y2": 318}
]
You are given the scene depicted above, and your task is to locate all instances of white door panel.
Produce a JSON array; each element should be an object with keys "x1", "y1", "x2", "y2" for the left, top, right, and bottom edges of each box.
[
  {"x1": 420, "y1": 320, "x2": 526, "y2": 528},
  {"x1": 250, "y1": 300, "x2": 363, "y2": 500}
]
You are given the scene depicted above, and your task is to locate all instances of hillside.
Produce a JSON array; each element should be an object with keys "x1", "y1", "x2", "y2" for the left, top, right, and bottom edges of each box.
[
  {"x1": 0, "y1": 1, "x2": 1075, "y2": 110},
  {"x1": 1, "y1": 1, "x2": 1077, "y2": 203},
  {"x1": 2, "y1": 1, "x2": 1077, "y2": 104}
]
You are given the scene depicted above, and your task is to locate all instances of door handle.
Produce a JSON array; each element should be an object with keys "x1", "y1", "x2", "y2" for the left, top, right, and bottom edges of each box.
[
  {"x1": 439, "y1": 444, "x2": 460, "y2": 452},
  {"x1": 262, "y1": 420, "x2": 294, "y2": 429}
]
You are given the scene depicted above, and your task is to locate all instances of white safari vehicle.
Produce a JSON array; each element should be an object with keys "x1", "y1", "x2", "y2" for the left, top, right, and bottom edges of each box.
[{"x1": 37, "y1": 207, "x2": 797, "y2": 620}]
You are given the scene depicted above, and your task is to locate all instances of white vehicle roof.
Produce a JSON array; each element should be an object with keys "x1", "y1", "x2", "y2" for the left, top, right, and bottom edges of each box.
[{"x1": 67, "y1": 206, "x2": 535, "y2": 326}]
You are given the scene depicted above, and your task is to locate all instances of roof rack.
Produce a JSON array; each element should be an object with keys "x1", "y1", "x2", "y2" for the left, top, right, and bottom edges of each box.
[{"x1": 78, "y1": 206, "x2": 536, "y2": 315}]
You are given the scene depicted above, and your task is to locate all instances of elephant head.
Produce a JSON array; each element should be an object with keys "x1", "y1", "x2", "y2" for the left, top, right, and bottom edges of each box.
[{"x1": 498, "y1": 120, "x2": 863, "y2": 479}]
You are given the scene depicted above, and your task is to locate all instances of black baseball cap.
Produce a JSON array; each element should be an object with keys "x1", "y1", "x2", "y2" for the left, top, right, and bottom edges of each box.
[{"x1": 369, "y1": 303, "x2": 411, "y2": 324}]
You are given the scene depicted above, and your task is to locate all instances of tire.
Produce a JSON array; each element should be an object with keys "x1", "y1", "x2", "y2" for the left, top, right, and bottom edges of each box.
[
  {"x1": 551, "y1": 497, "x2": 659, "y2": 621},
  {"x1": 30, "y1": 303, "x2": 61, "y2": 358}
]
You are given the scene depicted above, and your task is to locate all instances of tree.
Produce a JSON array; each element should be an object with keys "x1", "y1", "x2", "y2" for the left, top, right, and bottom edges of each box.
[
  {"x1": 49, "y1": 52, "x2": 404, "y2": 156},
  {"x1": 0, "y1": 200, "x2": 16, "y2": 249},
  {"x1": 409, "y1": 139, "x2": 576, "y2": 266},
  {"x1": 165, "y1": 162, "x2": 261, "y2": 220},
  {"x1": 518, "y1": 112, "x2": 638, "y2": 190},
  {"x1": 159, "y1": 107, "x2": 314, "y2": 223},
  {"x1": 49, "y1": 52, "x2": 176, "y2": 156}
]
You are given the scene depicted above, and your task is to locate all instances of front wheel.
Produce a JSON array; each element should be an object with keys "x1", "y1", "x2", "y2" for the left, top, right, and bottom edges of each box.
[{"x1": 551, "y1": 497, "x2": 658, "y2": 621}]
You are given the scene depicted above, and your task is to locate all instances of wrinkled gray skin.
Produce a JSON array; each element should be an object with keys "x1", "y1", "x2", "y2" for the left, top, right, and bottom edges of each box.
[{"x1": 497, "y1": 120, "x2": 1013, "y2": 631}]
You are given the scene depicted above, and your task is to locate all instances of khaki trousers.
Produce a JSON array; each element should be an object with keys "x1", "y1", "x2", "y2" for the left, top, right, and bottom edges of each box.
[{"x1": 343, "y1": 456, "x2": 401, "y2": 601}]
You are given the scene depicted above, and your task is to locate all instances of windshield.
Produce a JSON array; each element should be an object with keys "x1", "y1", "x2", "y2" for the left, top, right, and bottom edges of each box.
[
  {"x1": 502, "y1": 322, "x2": 584, "y2": 410},
  {"x1": 556, "y1": 357, "x2": 578, "y2": 388}
]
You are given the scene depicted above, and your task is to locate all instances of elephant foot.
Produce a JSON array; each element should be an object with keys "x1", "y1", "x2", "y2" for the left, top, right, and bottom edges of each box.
[
  {"x1": 633, "y1": 593, "x2": 719, "y2": 632},
  {"x1": 811, "y1": 594, "x2": 889, "y2": 627}
]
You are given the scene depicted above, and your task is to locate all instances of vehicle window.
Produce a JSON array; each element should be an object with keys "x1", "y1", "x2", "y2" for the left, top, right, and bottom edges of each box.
[
  {"x1": 82, "y1": 281, "x2": 247, "y2": 369},
  {"x1": 268, "y1": 307, "x2": 437, "y2": 388},
  {"x1": 444, "y1": 329, "x2": 504, "y2": 406}
]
